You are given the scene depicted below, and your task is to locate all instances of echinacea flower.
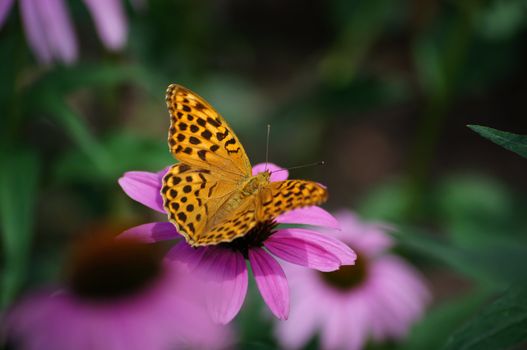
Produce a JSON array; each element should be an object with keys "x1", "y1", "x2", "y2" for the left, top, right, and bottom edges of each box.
[
  {"x1": 275, "y1": 210, "x2": 431, "y2": 350},
  {"x1": 0, "y1": 0, "x2": 132, "y2": 64},
  {"x1": 118, "y1": 162, "x2": 357, "y2": 324},
  {"x1": 3, "y1": 231, "x2": 232, "y2": 350}
]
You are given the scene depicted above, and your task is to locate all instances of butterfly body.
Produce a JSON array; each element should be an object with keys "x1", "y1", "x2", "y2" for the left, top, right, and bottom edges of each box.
[
  {"x1": 208, "y1": 171, "x2": 271, "y2": 229},
  {"x1": 161, "y1": 84, "x2": 328, "y2": 247}
]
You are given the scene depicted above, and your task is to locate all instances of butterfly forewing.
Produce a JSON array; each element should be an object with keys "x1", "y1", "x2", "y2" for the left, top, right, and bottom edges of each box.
[{"x1": 165, "y1": 84, "x2": 252, "y2": 180}]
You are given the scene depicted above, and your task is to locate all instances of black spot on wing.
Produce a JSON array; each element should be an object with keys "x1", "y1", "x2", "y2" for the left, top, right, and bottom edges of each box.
[
  {"x1": 207, "y1": 117, "x2": 221, "y2": 127},
  {"x1": 177, "y1": 212, "x2": 187, "y2": 222}
]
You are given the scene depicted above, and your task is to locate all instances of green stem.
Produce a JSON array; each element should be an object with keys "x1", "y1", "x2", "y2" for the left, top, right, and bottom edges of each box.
[
  {"x1": 405, "y1": 5, "x2": 475, "y2": 220},
  {"x1": 46, "y1": 98, "x2": 113, "y2": 176}
]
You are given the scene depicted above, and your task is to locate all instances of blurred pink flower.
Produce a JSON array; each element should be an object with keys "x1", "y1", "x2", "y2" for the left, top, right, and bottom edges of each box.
[
  {"x1": 275, "y1": 210, "x2": 431, "y2": 350},
  {"x1": 3, "y1": 234, "x2": 232, "y2": 350},
  {"x1": 118, "y1": 162, "x2": 357, "y2": 324},
  {"x1": 0, "y1": 0, "x2": 131, "y2": 64}
]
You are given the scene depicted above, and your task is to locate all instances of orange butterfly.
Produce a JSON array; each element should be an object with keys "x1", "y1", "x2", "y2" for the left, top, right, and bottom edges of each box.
[{"x1": 161, "y1": 85, "x2": 327, "y2": 247}]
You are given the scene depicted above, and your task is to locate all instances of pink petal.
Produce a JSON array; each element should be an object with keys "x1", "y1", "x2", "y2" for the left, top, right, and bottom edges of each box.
[
  {"x1": 275, "y1": 292, "x2": 319, "y2": 349},
  {"x1": 248, "y1": 247, "x2": 289, "y2": 320},
  {"x1": 320, "y1": 298, "x2": 369, "y2": 350},
  {"x1": 118, "y1": 170, "x2": 165, "y2": 213},
  {"x1": 265, "y1": 228, "x2": 356, "y2": 271},
  {"x1": 276, "y1": 206, "x2": 340, "y2": 229},
  {"x1": 20, "y1": 0, "x2": 52, "y2": 64},
  {"x1": 40, "y1": 0, "x2": 77, "y2": 64},
  {"x1": 332, "y1": 210, "x2": 393, "y2": 254},
  {"x1": 198, "y1": 247, "x2": 248, "y2": 324},
  {"x1": 165, "y1": 241, "x2": 207, "y2": 271},
  {"x1": 252, "y1": 162, "x2": 289, "y2": 182},
  {"x1": 0, "y1": 0, "x2": 14, "y2": 29},
  {"x1": 83, "y1": 0, "x2": 128, "y2": 50},
  {"x1": 156, "y1": 166, "x2": 170, "y2": 178},
  {"x1": 165, "y1": 243, "x2": 249, "y2": 324},
  {"x1": 118, "y1": 222, "x2": 179, "y2": 243},
  {"x1": 320, "y1": 300, "x2": 350, "y2": 350},
  {"x1": 343, "y1": 299, "x2": 370, "y2": 350}
]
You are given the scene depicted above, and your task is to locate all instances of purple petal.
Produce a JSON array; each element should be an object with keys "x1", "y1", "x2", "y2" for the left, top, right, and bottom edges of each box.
[
  {"x1": 20, "y1": 0, "x2": 52, "y2": 64},
  {"x1": 248, "y1": 247, "x2": 289, "y2": 320},
  {"x1": 0, "y1": 0, "x2": 14, "y2": 29},
  {"x1": 118, "y1": 222, "x2": 179, "y2": 243},
  {"x1": 319, "y1": 300, "x2": 350, "y2": 350},
  {"x1": 165, "y1": 241, "x2": 207, "y2": 272},
  {"x1": 39, "y1": 0, "x2": 78, "y2": 64},
  {"x1": 197, "y1": 247, "x2": 248, "y2": 324},
  {"x1": 118, "y1": 170, "x2": 165, "y2": 213},
  {"x1": 265, "y1": 228, "x2": 356, "y2": 271},
  {"x1": 252, "y1": 162, "x2": 289, "y2": 182},
  {"x1": 165, "y1": 243, "x2": 249, "y2": 324},
  {"x1": 83, "y1": 0, "x2": 128, "y2": 50},
  {"x1": 320, "y1": 298, "x2": 369, "y2": 350},
  {"x1": 275, "y1": 292, "x2": 319, "y2": 349},
  {"x1": 156, "y1": 166, "x2": 170, "y2": 178},
  {"x1": 276, "y1": 206, "x2": 340, "y2": 229},
  {"x1": 333, "y1": 210, "x2": 394, "y2": 254}
]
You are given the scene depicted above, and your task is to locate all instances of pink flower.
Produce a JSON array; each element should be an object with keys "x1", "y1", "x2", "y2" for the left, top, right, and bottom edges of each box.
[
  {"x1": 118, "y1": 162, "x2": 357, "y2": 324},
  {"x1": 3, "y1": 233, "x2": 232, "y2": 350},
  {"x1": 275, "y1": 210, "x2": 431, "y2": 350},
  {"x1": 0, "y1": 0, "x2": 131, "y2": 65}
]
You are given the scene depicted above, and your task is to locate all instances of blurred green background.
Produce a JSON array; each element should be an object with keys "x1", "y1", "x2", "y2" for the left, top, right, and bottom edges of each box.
[{"x1": 1, "y1": 0, "x2": 527, "y2": 349}]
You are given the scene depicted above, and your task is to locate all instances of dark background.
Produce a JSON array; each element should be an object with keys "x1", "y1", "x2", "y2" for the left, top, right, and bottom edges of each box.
[{"x1": 1, "y1": 0, "x2": 527, "y2": 349}]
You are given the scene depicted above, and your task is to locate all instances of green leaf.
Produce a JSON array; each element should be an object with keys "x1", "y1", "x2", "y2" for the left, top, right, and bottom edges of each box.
[
  {"x1": 443, "y1": 286, "x2": 527, "y2": 350},
  {"x1": 404, "y1": 290, "x2": 491, "y2": 350},
  {"x1": 44, "y1": 98, "x2": 114, "y2": 177},
  {"x1": 0, "y1": 149, "x2": 39, "y2": 307},
  {"x1": 54, "y1": 131, "x2": 173, "y2": 184},
  {"x1": 435, "y1": 174, "x2": 519, "y2": 247},
  {"x1": 468, "y1": 125, "x2": 527, "y2": 159},
  {"x1": 394, "y1": 227, "x2": 527, "y2": 287},
  {"x1": 29, "y1": 64, "x2": 142, "y2": 96}
]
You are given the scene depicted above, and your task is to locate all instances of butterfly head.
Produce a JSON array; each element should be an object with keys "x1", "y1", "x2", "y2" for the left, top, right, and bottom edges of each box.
[
  {"x1": 258, "y1": 169, "x2": 271, "y2": 182},
  {"x1": 254, "y1": 170, "x2": 271, "y2": 189},
  {"x1": 243, "y1": 171, "x2": 271, "y2": 196}
]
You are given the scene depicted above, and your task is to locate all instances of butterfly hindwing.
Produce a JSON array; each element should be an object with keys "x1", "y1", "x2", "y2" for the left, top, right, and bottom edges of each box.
[
  {"x1": 165, "y1": 84, "x2": 251, "y2": 180},
  {"x1": 161, "y1": 163, "x2": 240, "y2": 244},
  {"x1": 192, "y1": 197, "x2": 259, "y2": 246},
  {"x1": 258, "y1": 180, "x2": 328, "y2": 220},
  {"x1": 190, "y1": 180, "x2": 328, "y2": 246}
]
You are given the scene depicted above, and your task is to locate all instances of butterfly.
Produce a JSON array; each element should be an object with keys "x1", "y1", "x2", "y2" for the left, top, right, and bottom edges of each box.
[{"x1": 161, "y1": 84, "x2": 328, "y2": 247}]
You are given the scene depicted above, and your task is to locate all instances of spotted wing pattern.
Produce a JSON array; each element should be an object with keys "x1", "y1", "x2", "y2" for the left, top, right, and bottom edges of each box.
[
  {"x1": 162, "y1": 84, "x2": 330, "y2": 247},
  {"x1": 191, "y1": 180, "x2": 328, "y2": 246},
  {"x1": 161, "y1": 163, "x2": 239, "y2": 244},
  {"x1": 165, "y1": 84, "x2": 251, "y2": 180},
  {"x1": 192, "y1": 197, "x2": 259, "y2": 246},
  {"x1": 258, "y1": 180, "x2": 328, "y2": 220}
]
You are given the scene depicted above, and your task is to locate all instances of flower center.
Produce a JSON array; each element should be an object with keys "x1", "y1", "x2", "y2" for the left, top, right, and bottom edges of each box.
[
  {"x1": 66, "y1": 236, "x2": 163, "y2": 302},
  {"x1": 221, "y1": 220, "x2": 277, "y2": 258},
  {"x1": 319, "y1": 252, "x2": 368, "y2": 291}
]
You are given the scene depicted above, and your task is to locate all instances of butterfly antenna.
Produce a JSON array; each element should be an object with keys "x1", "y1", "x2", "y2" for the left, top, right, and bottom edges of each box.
[
  {"x1": 264, "y1": 124, "x2": 271, "y2": 172},
  {"x1": 271, "y1": 161, "x2": 326, "y2": 174}
]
